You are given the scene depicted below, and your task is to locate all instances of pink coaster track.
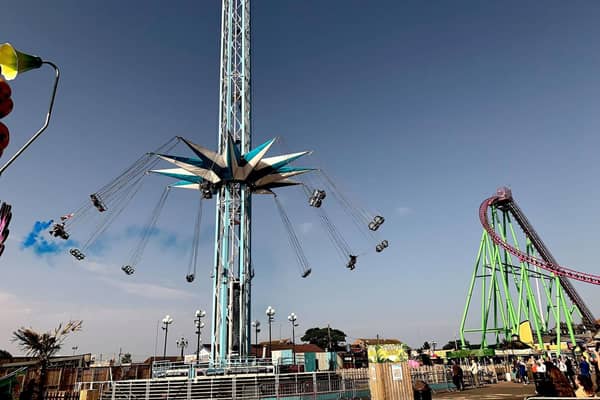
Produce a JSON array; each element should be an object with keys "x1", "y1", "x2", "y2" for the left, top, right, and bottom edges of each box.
[{"x1": 479, "y1": 192, "x2": 600, "y2": 286}]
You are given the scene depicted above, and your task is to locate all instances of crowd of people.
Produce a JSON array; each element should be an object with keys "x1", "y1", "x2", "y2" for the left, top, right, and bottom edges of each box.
[
  {"x1": 447, "y1": 349, "x2": 600, "y2": 398},
  {"x1": 511, "y1": 349, "x2": 600, "y2": 398}
]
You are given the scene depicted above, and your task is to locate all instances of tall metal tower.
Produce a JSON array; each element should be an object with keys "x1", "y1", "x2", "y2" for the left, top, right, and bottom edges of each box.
[
  {"x1": 151, "y1": 0, "x2": 313, "y2": 366},
  {"x1": 213, "y1": 0, "x2": 252, "y2": 364}
]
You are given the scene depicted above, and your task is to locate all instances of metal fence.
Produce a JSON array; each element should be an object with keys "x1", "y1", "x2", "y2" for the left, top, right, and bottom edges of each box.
[
  {"x1": 84, "y1": 371, "x2": 369, "y2": 400},
  {"x1": 408, "y1": 364, "x2": 500, "y2": 393},
  {"x1": 151, "y1": 359, "x2": 277, "y2": 379}
]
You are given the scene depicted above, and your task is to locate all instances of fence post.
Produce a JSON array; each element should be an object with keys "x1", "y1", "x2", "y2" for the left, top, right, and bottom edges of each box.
[
  {"x1": 145, "y1": 379, "x2": 150, "y2": 400},
  {"x1": 187, "y1": 378, "x2": 191, "y2": 400},
  {"x1": 232, "y1": 376, "x2": 236, "y2": 399},
  {"x1": 275, "y1": 374, "x2": 279, "y2": 399}
]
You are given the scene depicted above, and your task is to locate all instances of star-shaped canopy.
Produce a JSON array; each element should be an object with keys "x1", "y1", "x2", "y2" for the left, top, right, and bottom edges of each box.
[{"x1": 151, "y1": 136, "x2": 314, "y2": 194}]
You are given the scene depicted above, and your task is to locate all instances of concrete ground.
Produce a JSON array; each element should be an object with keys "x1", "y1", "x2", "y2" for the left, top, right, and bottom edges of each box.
[{"x1": 432, "y1": 382, "x2": 537, "y2": 400}]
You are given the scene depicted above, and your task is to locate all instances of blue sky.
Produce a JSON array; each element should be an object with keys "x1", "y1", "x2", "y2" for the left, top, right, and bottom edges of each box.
[{"x1": 2, "y1": 0, "x2": 600, "y2": 360}]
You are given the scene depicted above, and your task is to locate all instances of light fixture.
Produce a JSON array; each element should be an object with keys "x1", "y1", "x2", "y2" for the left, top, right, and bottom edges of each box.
[{"x1": 0, "y1": 43, "x2": 60, "y2": 176}]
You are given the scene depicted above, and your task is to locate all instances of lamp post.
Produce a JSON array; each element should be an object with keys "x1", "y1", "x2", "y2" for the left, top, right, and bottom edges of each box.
[
  {"x1": 288, "y1": 313, "x2": 298, "y2": 365},
  {"x1": 252, "y1": 320, "x2": 261, "y2": 354},
  {"x1": 161, "y1": 315, "x2": 173, "y2": 359},
  {"x1": 176, "y1": 336, "x2": 188, "y2": 360},
  {"x1": 0, "y1": 43, "x2": 60, "y2": 176},
  {"x1": 194, "y1": 309, "x2": 206, "y2": 362},
  {"x1": 431, "y1": 340, "x2": 437, "y2": 355},
  {"x1": 266, "y1": 306, "x2": 275, "y2": 358}
]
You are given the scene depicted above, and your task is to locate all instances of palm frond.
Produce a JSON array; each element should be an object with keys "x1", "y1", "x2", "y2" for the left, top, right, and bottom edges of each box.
[{"x1": 12, "y1": 320, "x2": 83, "y2": 361}]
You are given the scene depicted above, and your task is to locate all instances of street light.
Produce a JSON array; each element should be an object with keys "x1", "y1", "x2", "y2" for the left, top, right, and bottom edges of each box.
[
  {"x1": 176, "y1": 336, "x2": 188, "y2": 360},
  {"x1": 288, "y1": 313, "x2": 298, "y2": 366},
  {"x1": 161, "y1": 315, "x2": 173, "y2": 359},
  {"x1": 266, "y1": 306, "x2": 275, "y2": 358},
  {"x1": 252, "y1": 320, "x2": 261, "y2": 355},
  {"x1": 431, "y1": 340, "x2": 437, "y2": 354},
  {"x1": 194, "y1": 309, "x2": 206, "y2": 362},
  {"x1": 0, "y1": 43, "x2": 60, "y2": 176}
]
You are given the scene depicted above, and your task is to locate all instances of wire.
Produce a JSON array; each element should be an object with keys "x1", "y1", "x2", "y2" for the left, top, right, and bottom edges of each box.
[
  {"x1": 63, "y1": 137, "x2": 180, "y2": 243},
  {"x1": 96, "y1": 136, "x2": 180, "y2": 202},
  {"x1": 81, "y1": 173, "x2": 146, "y2": 251},
  {"x1": 273, "y1": 196, "x2": 311, "y2": 277},
  {"x1": 126, "y1": 186, "x2": 171, "y2": 269},
  {"x1": 187, "y1": 194, "x2": 203, "y2": 279}
]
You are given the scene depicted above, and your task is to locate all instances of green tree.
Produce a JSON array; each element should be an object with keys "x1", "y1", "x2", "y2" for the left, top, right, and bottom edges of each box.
[
  {"x1": 422, "y1": 341, "x2": 430, "y2": 350},
  {"x1": 442, "y1": 339, "x2": 469, "y2": 350},
  {"x1": 12, "y1": 320, "x2": 82, "y2": 400},
  {"x1": 121, "y1": 353, "x2": 132, "y2": 364},
  {"x1": 0, "y1": 349, "x2": 11, "y2": 360},
  {"x1": 301, "y1": 327, "x2": 346, "y2": 351}
]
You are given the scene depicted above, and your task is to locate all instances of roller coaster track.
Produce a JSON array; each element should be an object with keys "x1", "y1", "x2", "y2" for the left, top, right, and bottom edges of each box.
[{"x1": 479, "y1": 187, "x2": 598, "y2": 329}]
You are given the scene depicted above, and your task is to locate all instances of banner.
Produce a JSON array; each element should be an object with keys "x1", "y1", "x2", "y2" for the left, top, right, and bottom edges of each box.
[{"x1": 367, "y1": 344, "x2": 408, "y2": 363}]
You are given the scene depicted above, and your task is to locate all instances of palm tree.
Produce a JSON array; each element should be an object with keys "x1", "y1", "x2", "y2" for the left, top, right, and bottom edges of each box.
[{"x1": 12, "y1": 320, "x2": 82, "y2": 400}]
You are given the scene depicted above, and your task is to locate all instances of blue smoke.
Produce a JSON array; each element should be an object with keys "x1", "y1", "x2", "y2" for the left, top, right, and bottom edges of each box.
[{"x1": 22, "y1": 220, "x2": 75, "y2": 256}]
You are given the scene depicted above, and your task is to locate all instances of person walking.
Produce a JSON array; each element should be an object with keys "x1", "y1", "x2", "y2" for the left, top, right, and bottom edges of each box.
[
  {"x1": 580, "y1": 357, "x2": 591, "y2": 379},
  {"x1": 566, "y1": 357, "x2": 577, "y2": 388},
  {"x1": 469, "y1": 359, "x2": 481, "y2": 387},
  {"x1": 519, "y1": 360, "x2": 529, "y2": 385},
  {"x1": 559, "y1": 358, "x2": 567, "y2": 376},
  {"x1": 451, "y1": 361, "x2": 464, "y2": 391}
]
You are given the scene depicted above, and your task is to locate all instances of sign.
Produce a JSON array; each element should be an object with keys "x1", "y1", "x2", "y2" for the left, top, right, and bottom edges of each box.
[
  {"x1": 367, "y1": 344, "x2": 408, "y2": 363},
  {"x1": 391, "y1": 364, "x2": 403, "y2": 381}
]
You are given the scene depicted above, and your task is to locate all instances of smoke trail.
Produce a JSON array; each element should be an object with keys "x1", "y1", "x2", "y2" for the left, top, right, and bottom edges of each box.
[{"x1": 22, "y1": 220, "x2": 75, "y2": 256}]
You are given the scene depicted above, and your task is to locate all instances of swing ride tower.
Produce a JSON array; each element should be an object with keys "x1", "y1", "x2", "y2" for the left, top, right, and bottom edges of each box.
[
  {"x1": 212, "y1": 0, "x2": 252, "y2": 366},
  {"x1": 65, "y1": 0, "x2": 387, "y2": 368}
]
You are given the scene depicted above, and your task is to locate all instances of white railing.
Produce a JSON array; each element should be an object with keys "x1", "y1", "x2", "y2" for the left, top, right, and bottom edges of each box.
[
  {"x1": 151, "y1": 358, "x2": 280, "y2": 379},
  {"x1": 94, "y1": 370, "x2": 369, "y2": 400}
]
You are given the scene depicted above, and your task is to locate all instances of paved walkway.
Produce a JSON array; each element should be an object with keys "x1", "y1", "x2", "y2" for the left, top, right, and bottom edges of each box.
[{"x1": 432, "y1": 382, "x2": 536, "y2": 400}]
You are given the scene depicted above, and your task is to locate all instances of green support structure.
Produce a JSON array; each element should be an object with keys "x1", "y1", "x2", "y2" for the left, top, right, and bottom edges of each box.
[{"x1": 459, "y1": 203, "x2": 578, "y2": 354}]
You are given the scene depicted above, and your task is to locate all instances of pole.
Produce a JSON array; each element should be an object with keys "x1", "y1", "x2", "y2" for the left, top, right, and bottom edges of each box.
[
  {"x1": 0, "y1": 62, "x2": 60, "y2": 177},
  {"x1": 196, "y1": 326, "x2": 201, "y2": 362},
  {"x1": 268, "y1": 319, "x2": 272, "y2": 359},
  {"x1": 292, "y1": 322, "x2": 296, "y2": 365},
  {"x1": 163, "y1": 324, "x2": 169, "y2": 359}
]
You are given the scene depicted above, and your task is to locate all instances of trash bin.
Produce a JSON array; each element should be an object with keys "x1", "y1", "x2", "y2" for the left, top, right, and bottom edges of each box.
[{"x1": 413, "y1": 380, "x2": 432, "y2": 400}]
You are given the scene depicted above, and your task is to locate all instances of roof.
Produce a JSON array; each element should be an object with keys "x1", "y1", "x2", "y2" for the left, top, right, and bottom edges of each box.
[
  {"x1": 259, "y1": 339, "x2": 292, "y2": 346},
  {"x1": 142, "y1": 356, "x2": 181, "y2": 364},
  {"x1": 270, "y1": 343, "x2": 324, "y2": 353},
  {"x1": 0, "y1": 354, "x2": 92, "y2": 368}
]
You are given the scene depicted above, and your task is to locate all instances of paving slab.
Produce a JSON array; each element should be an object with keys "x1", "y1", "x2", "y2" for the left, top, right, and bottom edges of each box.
[{"x1": 432, "y1": 382, "x2": 537, "y2": 400}]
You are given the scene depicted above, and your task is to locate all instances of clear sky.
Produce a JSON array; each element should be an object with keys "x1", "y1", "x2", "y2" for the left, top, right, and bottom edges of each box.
[{"x1": 2, "y1": 1, "x2": 600, "y2": 361}]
